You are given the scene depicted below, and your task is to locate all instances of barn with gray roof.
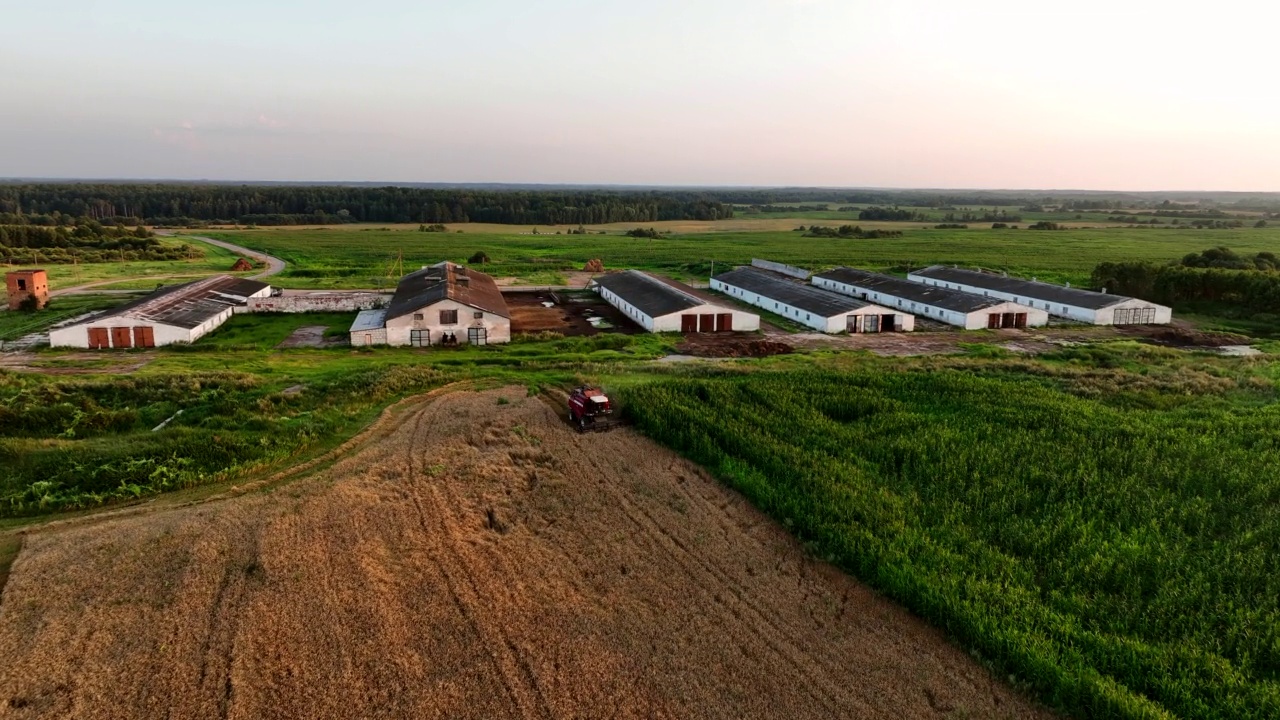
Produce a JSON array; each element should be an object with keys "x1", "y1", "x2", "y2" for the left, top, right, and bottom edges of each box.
[
  {"x1": 907, "y1": 265, "x2": 1171, "y2": 325},
  {"x1": 591, "y1": 270, "x2": 759, "y2": 333},
  {"x1": 813, "y1": 267, "x2": 1048, "y2": 330},
  {"x1": 711, "y1": 266, "x2": 914, "y2": 333},
  {"x1": 352, "y1": 262, "x2": 511, "y2": 347},
  {"x1": 49, "y1": 275, "x2": 271, "y2": 349}
]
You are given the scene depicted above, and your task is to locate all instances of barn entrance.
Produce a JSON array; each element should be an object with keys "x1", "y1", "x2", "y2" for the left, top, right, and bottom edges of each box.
[
  {"x1": 110, "y1": 327, "x2": 132, "y2": 348},
  {"x1": 410, "y1": 329, "x2": 430, "y2": 347},
  {"x1": 987, "y1": 313, "x2": 1028, "y2": 329},
  {"x1": 681, "y1": 315, "x2": 697, "y2": 332},
  {"x1": 132, "y1": 326, "x2": 155, "y2": 348},
  {"x1": 1114, "y1": 307, "x2": 1156, "y2": 325},
  {"x1": 715, "y1": 313, "x2": 732, "y2": 332},
  {"x1": 87, "y1": 327, "x2": 109, "y2": 349},
  {"x1": 882, "y1": 314, "x2": 897, "y2": 332},
  {"x1": 698, "y1": 314, "x2": 714, "y2": 332},
  {"x1": 468, "y1": 327, "x2": 487, "y2": 346}
]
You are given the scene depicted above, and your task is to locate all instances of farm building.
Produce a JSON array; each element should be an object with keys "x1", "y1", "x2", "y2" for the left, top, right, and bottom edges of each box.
[
  {"x1": 6, "y1": 269, "x2": 49, "y2": 310},
  {"x1": 813, "y1": 267, "x2": 1048, "y2": 330},
  {"x1": 592, "y1": 270, "x2": 760, "y2": 333},
  {"x1": 711, "y1": 266, "x2": 914, "y2": 333},
  {"x1": 907, "y1": 265, "x2": 1172, "y2": 325},
  {"x1": 49, "y1": 275, "x2": 271, "y2": 349},
  {"x1": 351, "y1": 262, "x2": 510, "y2": 346}
]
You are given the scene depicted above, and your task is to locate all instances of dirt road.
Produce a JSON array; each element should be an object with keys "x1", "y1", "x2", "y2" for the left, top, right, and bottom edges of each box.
[{"x1": 0, "y1": 389, "x2": 1052, "y2": 719}]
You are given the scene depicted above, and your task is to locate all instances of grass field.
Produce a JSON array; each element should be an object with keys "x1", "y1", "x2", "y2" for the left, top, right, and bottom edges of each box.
[
  {"x1": 201, "y1": 224, "x2": 1280, "y2": 289},
  {"x1": 0, "y1": 294, "x2": 127, "y2": 343},
  {"x1": 32, "y1": 236, "x2": 247, "y2": 290}
]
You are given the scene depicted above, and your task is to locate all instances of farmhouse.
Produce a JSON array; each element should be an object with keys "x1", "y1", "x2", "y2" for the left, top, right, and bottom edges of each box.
[
  {"x1": 592, "y1": 270, "x2": 760, "y2": 333},
  {"x1": 50, "y1": 275, "x2": 271, "y2": 349},
  {"x1": 711, "y1": 266, "x2": 914, "y2": 333},
  {"x1": 351, "y1": 262, "x2": 510, "y2": 346},
  {"x1": 907, "y1": 265, "x2": 1172, "y2": 325},
  {"x1": 813, "y1": 267, "x2": 1048, "y2": 330}
]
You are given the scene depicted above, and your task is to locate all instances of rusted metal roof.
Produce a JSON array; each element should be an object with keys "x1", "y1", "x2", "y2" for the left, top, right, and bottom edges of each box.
[
  {"x1": 385, "y1": 262, "x2": 509, "y2": 321},
  {"x1": 87, "y1": 275, "x2": 270, "y2": 329}
]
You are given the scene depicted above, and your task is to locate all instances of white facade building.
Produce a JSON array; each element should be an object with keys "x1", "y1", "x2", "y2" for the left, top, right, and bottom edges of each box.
[
  {"x1": 907, "y1": 265, "x2": 1172, "y2": 325},
  {"x1": 813, "y1": 267, "x2": 1048, "y2": 330},
  {"x1": 352, "y1": 262, "x2": 511, "y2": 346},
  {"x1": 711, "y1": 266, "x2": 914, "y2": 333},
  {"x1": 50, "y1": 275, "x2": 271, "y2": 349},
  {"x1": 592, "y1": 270, "x2": 760, "y2": 333}
]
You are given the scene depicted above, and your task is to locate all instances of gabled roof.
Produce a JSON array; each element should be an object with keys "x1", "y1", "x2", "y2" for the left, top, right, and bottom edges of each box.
[
  {"x1": 591, "y1": 270, "x2": 706, "y2": 318},
  {"x1": 385, "y1": 262, "x2": 509, "y2": 320},
  {"x1": 911, "y1": 265, "x2": 1135, "y2": 310},
  {"x1": 713, "y1": 267, "x2": 877, "y2": 317},
  {"x1": 88, "y1": 275, "x2": 270, "y2": 329},
  {"x1": 815, "y1": 267, "x2": 1006, "y2": 313}
]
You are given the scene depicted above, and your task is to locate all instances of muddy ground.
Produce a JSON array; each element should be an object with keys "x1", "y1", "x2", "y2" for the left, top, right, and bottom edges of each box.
[
  {"x1": 506, "y1": 291, "x2": 641, "y2": 336},
  {"x1": 0, "y1": 388, "x2": 1051, "y2": 720}
]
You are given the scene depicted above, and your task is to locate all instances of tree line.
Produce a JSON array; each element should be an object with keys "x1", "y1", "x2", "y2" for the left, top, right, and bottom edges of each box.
[
  {"x1": 0, "y1": 222, "x2": 194, "y2": 264},
  {"x1": 0, "y1": 184, "x2": 735, "y2": 226},
  {"x1": 1092, "y1": 257, "x2": 1280, "y2": 314}
]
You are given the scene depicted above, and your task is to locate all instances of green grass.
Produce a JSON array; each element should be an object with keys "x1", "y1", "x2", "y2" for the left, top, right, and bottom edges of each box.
[
  {"x1": 190, "y1": 312, "x2": 359, "y2": 350},
  {"x1": 204, "y1": 225, "x2": 1280, "y2": 289},
  {"x1": 36, "y1": 236, "x2": 246, "y2": 290},
  {"x1": 616, "y1": 353, "x2": 1280, "y2": 720}
]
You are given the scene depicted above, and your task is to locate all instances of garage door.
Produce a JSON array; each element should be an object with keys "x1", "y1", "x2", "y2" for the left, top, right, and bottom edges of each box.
[
  {"x1": 87, "y1": 327, "x2": 109, "y2": 349},
  {"x1": 110, "y1": 327, "x2": 132, "y2": 348},
  {"x1": 133, "y1": 326, "x2": 156, "y2": 348}
]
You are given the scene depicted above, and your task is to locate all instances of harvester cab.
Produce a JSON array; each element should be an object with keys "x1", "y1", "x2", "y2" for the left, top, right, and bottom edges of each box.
[{"x1": 567, "y1": 386, "x2": 620, "y2": 433}]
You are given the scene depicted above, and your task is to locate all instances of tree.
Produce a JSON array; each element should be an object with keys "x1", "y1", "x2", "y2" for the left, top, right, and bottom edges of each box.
[{"x1": 468, "y1": 251, "x2": 490, "y2": 265}]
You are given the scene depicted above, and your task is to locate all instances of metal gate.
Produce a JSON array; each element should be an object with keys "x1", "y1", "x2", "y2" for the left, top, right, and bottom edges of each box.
[{"x1": 1114, "y1": 307, "x2": 1157, "y2": 325}]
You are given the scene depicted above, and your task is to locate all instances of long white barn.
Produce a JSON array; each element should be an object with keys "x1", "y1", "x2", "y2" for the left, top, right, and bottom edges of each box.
[
  {"x1": 592, "y1": 270, "x2": 759, "y2": 333},
  {"x1": 50, "y1": 275, "x2": 271, "y2": 349},
  {"x1": 711, "y1": 266, "x2": 914, "y2": 333},
  {"x1": 907, "y1": 265, "x2": 1172, "y2": 325},
  {"x1": 813, "y1": 267, "x2": 1048, "y2": 330}
]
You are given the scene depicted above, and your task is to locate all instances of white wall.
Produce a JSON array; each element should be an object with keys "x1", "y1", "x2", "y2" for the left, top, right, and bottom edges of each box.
[
  {"x1": 383, "y1": 297, "x2": 511, "y2": 346},
  {"x1": 349, "y1": 328, "x2": 388, "y2": 347},
  {"x1": 814, "y1": 276, "x2": 1047, "y2": 329},
  {"x1": 50, "y1": 318, "x2": 197, "y2": 348},
  {"x1": 597, "y1": 284, "x2": 760, "y2": 333},
  {"x1": 906, "y1": 273, "x2": 1171, "y2": 325},
  {"x1": 710, "y1": 278, "x2": 913, "y2": 333}
]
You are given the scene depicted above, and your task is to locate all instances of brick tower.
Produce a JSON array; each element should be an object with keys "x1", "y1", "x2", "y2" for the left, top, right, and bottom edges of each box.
[{"x1": 6, "y1": 269, "x2": 49, "y2": 310}]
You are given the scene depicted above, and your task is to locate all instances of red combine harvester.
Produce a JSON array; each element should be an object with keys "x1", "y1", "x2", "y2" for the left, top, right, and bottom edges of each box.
[{"x1": 567, "y1": 386, "x2": 620, "y2": 433}]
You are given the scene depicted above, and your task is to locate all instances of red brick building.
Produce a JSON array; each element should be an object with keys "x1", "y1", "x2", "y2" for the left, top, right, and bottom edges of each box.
[{"x1": 6, "y1": 269, "x2": 49, "y2": 310}]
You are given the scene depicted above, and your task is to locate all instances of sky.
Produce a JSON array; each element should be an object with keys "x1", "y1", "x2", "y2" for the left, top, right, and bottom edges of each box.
[{"x1": 1, "y1": 0, "x2": 1277, "y2": 190}]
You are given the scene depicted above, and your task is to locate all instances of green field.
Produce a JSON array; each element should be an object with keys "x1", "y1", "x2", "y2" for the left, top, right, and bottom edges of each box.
[
  {"x1": 618, "y1": 354, "x2": 1280, "y2": 720},
  {"x1": 203, "y1": 224, "x2": 1280, "y2": 289},
  {"x1": 34, "y1": 236, "x2": 248, "y2": 290},
  {"x1": 0, "y1": 294, "x2": 127, "y2": 343}
]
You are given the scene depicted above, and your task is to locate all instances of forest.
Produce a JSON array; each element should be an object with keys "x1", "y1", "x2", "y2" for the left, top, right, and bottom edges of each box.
[
  {"x1": 0, "y1": 222, "x2": 193, "y2": 264},
  {"x1": 0, "y1": 184, "x2": 735, "y2": 226}
]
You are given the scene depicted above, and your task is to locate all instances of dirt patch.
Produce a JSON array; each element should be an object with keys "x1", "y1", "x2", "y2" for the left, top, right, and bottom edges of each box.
[
  {"x1": 1117, "y1": 322, "x2": 1252, "y2": 348},
  {"x1": 0, "y1": 389, "x2": 1052, "y2": 720},
  {"x1": 775, "y1": 326, "x2": 1123, "y2": 357},
  {"x1": 0, "y1": 352, "x2": 154, "y2": 375},
  {"x1": 276, "y1": 326, "x2": 344, "y2": 349},
  {"x1": 505, "y1": 291, "x2": 641, "y2": 336},
  {"x1": 678, "y1": 334, "x2": 795, "y2": 358}
]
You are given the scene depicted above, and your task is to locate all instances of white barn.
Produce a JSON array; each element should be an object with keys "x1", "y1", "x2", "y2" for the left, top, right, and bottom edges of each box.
[
  {"x1": 711, "y1": 266, "x2": 914, "y2": 333},
  {"x1": 813, "y1": 267, "x2": 1048, "y2": 330},
  {"x1": 352, "y1": 262, "x2": 511, "y2": 347},
  {"x1": 907, "y1": 265, "x2": 1172, "y2": 325},
  {"x1": 50, "y1": 275, "x2": 271, "y2": 349},
  {"x1": 592, "y1": 270, "x2": 760, "y2": 333}
]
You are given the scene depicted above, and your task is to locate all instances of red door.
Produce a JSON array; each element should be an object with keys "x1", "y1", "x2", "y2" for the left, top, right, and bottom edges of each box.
[
  {"x1": 698, "y1": 314, "x2": 714, "y2": 332},
  {"x1": 133, "y1": 326, "x2": 156, "y2": 348},
  {"x1": 987, "y1": 314, "x2": 1001, "y2": 329},
  {"x1": 715, "y1": 313, "x2": 732, "y2": 332},
  {"x1": 1014, "y1": 313, "x2": 1027, "y2": 329},
  {"x1": 110, "y1": 327, "x2": 133, "y2": 348},
  {"x1": 87, "y1": 327, "x2": 109, "y2": 349},
  {"x1": 681, "y1": 315, "x2": 697, "y2": 332},
  {"x1": 1002, "y1": 313, "x2": 1016, "y2": 328}
]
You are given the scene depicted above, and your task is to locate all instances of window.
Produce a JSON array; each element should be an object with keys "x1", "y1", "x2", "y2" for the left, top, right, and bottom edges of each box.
[
  {"x1": 410, "y1": 329, "x2": 429, "y2": 347},
  {"x1": 439, "y1": 309, "x2": 458, "y2": 324},
  {"x1": 413, "y1": 313, "x2": 424, "y2": 321},
  {"x1": 474, "y1": 311, "x2": 483, "y2": 319},
  {"x1": 17, "y1": 279, "x2": 26, "y2": 291}
]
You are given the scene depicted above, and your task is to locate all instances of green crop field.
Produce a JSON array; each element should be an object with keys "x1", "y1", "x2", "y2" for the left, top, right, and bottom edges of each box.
[
  {"x1": 34, "y1": 236, "x2": 248, "y2": 290},
  {"x1": 617, "y1": 353, "x2": 1280, "y2": 720},
  {"x1": 202, "y1": 224, "x2": 1280, "y2": 289}
]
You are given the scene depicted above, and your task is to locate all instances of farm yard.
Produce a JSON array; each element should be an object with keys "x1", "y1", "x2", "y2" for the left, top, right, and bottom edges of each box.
[{"x1": 4, "y1": 199, "x2": 1280, "y2": 720}]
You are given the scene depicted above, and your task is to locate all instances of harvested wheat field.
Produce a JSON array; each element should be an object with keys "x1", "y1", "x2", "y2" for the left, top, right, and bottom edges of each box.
[{"x1": 0, "y1": 388, "x2": 1053, "y2": 720}]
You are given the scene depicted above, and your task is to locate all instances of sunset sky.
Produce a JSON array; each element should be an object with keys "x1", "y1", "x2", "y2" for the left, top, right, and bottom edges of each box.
[{"x1": 2, "y1": 0, "x2": 1276, "y2": 190}]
